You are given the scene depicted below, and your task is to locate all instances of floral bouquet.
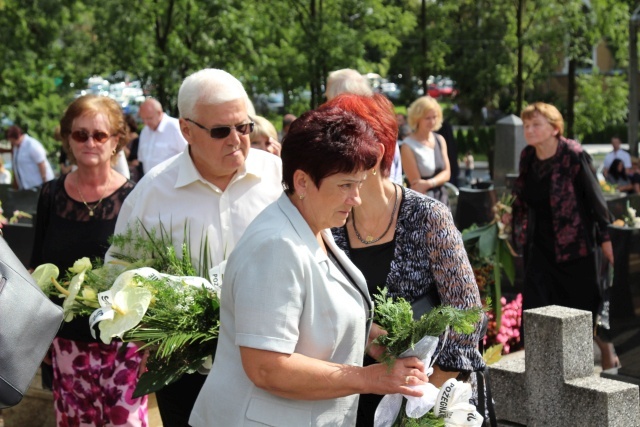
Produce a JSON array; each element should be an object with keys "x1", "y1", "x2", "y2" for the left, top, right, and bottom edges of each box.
[
  {"x1": 622, "y1": 202, "x2": 640, "y2": 228},
  {"x1": 31, "y1": 221, "x2": 221, "y2": 397},
  {"x1": 461, "y1": 193, "x2": 516, "y2": 331},
  {"x1": 371, "y1": 289, "x2": 484, "y2": 427},
  {"x1": 483, "y1": 294, "x2": 522, "y2": 355},
  {"x1": 599, "y1": 179, "x2": 618, "y2": 195}
]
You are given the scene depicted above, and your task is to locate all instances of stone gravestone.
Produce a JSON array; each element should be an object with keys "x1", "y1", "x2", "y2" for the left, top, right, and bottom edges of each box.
[
  {"x1": 493, "y1": 115, "x2": 526, "y2": 188},
  {"x1": 489, "y1": 305, "x2": 639, "y2": 426}
]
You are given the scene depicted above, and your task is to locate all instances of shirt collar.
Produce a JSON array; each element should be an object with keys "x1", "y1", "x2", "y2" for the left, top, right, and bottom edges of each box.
[
  {"x1": 243, "y1": 148, "x2": 273, "y2": 180},
  {"x1": 155, "y1": 113, "x2": 168, "y2": 133},
  {"x1": 276, "y1": 193, "x2": 326, "y2": 261},
  {"x1": 173, "y1": 147, "x2": 268, "y2": 190}
]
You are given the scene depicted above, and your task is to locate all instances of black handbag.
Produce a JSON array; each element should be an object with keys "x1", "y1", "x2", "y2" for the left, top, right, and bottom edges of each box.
[
  {"x1": 411, "y1": 288, "x2": 440, "y2": 320},
  {"x1": 0, "y1": 232, "x2": 63, "y2": 408}
]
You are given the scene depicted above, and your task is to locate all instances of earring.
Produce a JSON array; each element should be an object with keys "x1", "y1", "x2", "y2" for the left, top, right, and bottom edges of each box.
[
  {"x1": 112, "y1": 149, "x2": 117, "y2": 155},
  {"x1": 372, "y1": 169, "x2": 377, "y2": 176},
  {"x1": 299, "y1": 194, "x2": 305, "y2": 200}
]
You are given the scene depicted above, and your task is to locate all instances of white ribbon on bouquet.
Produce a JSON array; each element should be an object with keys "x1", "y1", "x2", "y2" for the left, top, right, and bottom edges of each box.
[
  {"x1": 433, "y1": 378, "x2": 483, "y2": 426},
  {"x1": 373, "y1": 331, "x2": 483, "y2": 427}
]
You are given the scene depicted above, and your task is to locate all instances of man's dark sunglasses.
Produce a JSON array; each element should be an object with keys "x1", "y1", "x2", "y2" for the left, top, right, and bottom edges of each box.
[
  {"x1": 70, "y1": 130, "x2": 113, "y2": 143},
  {"x1": 186, "y1": 118, "x2": 254, "y2": 139}
]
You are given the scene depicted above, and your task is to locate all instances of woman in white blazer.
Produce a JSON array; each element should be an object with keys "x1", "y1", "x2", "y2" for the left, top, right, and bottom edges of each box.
[{"x1": 190, "y1": 107, "x2": 429, "y2": 427}]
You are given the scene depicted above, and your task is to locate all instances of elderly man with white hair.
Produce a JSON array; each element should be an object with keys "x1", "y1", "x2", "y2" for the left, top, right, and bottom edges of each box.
[
  {"x1": 108, "y1": 68, "x2": 283, "y2": 426},
  {"x1": 325, "y1": 68, "x2": 373, "y2": 101}
]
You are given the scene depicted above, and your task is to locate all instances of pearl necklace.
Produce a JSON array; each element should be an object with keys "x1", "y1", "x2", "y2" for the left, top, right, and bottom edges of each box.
[
  {"x1": 75, "y1": 172, "x2": 112, "y2": 217},
  {"x1": 352, "y1": 184, "x2": 398, "y2": 244}
]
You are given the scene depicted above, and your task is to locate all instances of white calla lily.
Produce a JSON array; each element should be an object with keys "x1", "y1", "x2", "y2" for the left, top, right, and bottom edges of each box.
[
  {"x1": 98, "y1": 286, "x2": 153, "y2": 344},
  {"x1": 31, "y1": 264, "x2": 60, "y2": 292},
  {"x1": 63, "y1": 270, "x2": 86, "y2": 322},
  {"x1": 111, "y1": 267, "x2": 160, "y2": 294},
  {"x1": 69, "y1": 257, "x2": 92, "y2": 274},
  {"x1": 81, "y1": 288, "x2": 100, "y2": 308}
]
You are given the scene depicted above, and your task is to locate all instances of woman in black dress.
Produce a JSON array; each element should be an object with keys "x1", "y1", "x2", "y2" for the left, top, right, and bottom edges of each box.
[
  {"x1": 513, "y1": 102, "x2": 618, "y2": 369},
  {"x1": 30, "y1": 95, "x2": 145, "y2": 425}
]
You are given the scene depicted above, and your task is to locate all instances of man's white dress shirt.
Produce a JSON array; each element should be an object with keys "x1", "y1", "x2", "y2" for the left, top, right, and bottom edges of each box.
[
  {"x1": 138, "y1": 114, "x2": 188, "y2": 174},
  {"x1": 108, "y1": 147, "x2": 283, "y2": 271},
  {"x1": 603, "y1": 149, "x2": 632, "y2": 170}
]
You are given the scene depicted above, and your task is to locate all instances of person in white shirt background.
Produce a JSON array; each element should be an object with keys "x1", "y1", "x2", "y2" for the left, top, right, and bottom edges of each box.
[
  {"x1": 137, "y1": 98, "x2": 188, "y2": 175},
  {"x1": 107, "y1": 68, "x2": 283, "y2": 427},
  {"x1": 6, "y1": 125, "x2": 54, "y2": 190},
  {"x1": 603, "y1": 136, "x2": 632, "y2": 177}
]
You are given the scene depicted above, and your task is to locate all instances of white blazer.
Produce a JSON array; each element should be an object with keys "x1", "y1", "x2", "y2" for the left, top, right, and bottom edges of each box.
[{"x1": 190, "y1": 193, "x2": 373, "y2": 426}]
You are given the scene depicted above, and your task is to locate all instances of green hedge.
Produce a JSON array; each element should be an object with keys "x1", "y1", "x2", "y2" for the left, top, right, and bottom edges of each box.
[
  {"x1": 455, "y1": 124, "x2": 629, "y2": 156},
  {"x1": 455, "y1": 127, "x2": 495, "y2": 157},
  {"x1": 579, "y1": 124, "x2": 628, "y2": 145}
]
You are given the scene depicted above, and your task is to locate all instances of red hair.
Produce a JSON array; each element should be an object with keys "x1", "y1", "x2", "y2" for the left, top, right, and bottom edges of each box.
[
  {"x1": 320, "y1": 93, "x2": 397, "y2": 177},
  {"x1": 281, "y1": 107, "x2": 379, "y2": 193}
]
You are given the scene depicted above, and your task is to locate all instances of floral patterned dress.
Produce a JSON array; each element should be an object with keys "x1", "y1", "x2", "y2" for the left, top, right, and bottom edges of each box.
[{"x1": 332, "y1": 186, "x2": 485, "y2": 426}]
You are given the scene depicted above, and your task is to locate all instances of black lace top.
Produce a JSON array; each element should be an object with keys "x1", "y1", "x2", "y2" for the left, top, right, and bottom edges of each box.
[
  {"x1": 30, "y1": 174, "x2": 135, "y2": 342},
  {"x1": 332, "y1": 187, "x2": 485, "y2": 372}
]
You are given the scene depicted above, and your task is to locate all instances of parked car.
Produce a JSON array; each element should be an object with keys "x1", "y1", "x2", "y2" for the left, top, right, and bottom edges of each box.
[{"x1": 412, "y1": 76, "x2": 459, "y2": 100}]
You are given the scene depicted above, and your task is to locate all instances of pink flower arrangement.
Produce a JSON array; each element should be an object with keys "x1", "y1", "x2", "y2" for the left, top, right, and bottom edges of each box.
[{"x1": 484, "y1": 293, "x2": 523, "y2": 354}]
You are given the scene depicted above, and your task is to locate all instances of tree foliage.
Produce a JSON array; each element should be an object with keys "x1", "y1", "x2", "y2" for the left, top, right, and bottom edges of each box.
[
  {"x1": 0, "y1": 0, "x2": 635, "y2": 153},
  {"x1": 574, "y1": 72, "x2": 629, "y2": 141}
]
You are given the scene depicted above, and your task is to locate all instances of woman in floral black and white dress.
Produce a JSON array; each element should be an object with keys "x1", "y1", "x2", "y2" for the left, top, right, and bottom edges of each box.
[{"x1": 327, "y1": 93, "x2": 485, "y2": 427}]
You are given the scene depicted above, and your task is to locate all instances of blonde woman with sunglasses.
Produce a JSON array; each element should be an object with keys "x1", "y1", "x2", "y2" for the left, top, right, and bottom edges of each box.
[{"x1": 29, "y1": 95, "x2": 145, "y2": 426}]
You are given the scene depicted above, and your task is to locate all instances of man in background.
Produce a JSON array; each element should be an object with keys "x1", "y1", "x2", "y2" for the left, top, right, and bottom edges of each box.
[
  {"x1": 137, "y1": 98, "x2": 187, "y2": 175},
  {"x1": 325, "y1": 68, "x2": 372, "y2": 101},
  {"x1": 279, "y1": 113, "x2": 297, "y2": 141},
  {"x1": 6, "y1": 125, "x2": 54, "y2": 190},
  {"x1": 603, "y1": 136, "x2": 632, "y2": 177}
]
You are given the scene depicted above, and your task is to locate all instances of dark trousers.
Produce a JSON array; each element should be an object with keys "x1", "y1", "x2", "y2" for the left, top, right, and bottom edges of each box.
[{"x1": 155, "y1": 372, "x2": 207, "y2": 427}]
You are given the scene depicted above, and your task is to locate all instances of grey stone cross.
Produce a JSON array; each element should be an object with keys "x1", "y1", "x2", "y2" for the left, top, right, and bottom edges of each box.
[{"x1": 489, "y1": 305, "x2": 639, "y2": 426}]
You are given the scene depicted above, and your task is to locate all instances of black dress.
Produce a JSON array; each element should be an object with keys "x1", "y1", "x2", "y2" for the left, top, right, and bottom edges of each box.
[
  {"x1": 348, "y1": 241, "x2": 395, "y2": 427},
  {"x1": 521, "y1": 156, "x2": 600, "y2": 319},
  {"x1": 30, "y1": 174, "x2": 135, "y2": 342}
]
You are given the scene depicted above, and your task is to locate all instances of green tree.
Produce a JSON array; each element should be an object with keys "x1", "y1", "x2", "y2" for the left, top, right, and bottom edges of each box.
[
  {"x1": 574, "y1": 72, "x2": 629, "y2": 142},
  {"x1": 0, "y1": 0, "x2": 93, "y2": 152},
  {"x1": 90, "y1": 0, "x2": 258, "y2": 114},
  {"x1": 268, "y1": 0, "x2": 415, "y2": 109},
  {"x1": 388, "y1": 0, "x2": 451, "y2": 107},
  {"x1": 445, "y1": 0, "x2": 514, "y2": 128}
]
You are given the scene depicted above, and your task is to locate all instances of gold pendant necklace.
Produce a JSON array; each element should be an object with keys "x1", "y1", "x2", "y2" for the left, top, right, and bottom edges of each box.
[
  {"x1": 75, "y1": 172, "x2": 112, "y2": 217},
  {"x1": 352, "y1": 184, "x2": 399, "y2": 245}
]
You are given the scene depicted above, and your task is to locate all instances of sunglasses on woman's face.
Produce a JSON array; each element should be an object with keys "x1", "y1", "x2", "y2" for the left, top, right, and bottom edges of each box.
[
  {"x1": 186, "y1": 118, "x2": 254, "y2": 139},
  {"x1": 70, "y1": 130, "x2": 113, "y2": 143}
]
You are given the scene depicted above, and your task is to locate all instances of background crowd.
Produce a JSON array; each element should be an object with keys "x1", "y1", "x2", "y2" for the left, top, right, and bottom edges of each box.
[{"x1": 0, "y1": 66, "x2": 620, "y2": 427}]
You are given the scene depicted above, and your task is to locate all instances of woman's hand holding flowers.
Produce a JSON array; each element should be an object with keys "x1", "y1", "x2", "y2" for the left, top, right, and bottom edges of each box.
[
  {"x1": 364, "y1": 356, "x2": 429, "y2": 398},
  {"x1": 367, "y1": 323, "x2": 389, "y2": 361}
]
